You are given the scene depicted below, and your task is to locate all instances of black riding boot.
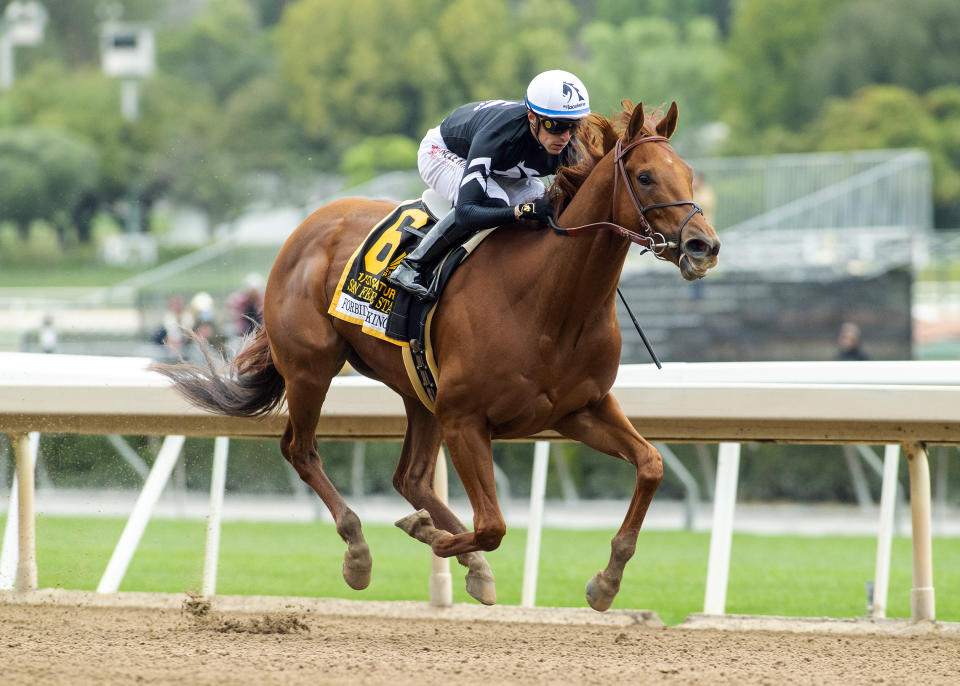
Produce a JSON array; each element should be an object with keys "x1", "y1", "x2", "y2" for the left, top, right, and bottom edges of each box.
[{"x1": 388, "y1": 211, "x2": 468, "y2": 300}]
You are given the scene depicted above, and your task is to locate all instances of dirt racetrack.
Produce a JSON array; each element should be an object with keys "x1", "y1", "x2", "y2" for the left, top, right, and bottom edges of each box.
[{"x1": 2, "y1": 590, "x2": 959, "y2": 685}]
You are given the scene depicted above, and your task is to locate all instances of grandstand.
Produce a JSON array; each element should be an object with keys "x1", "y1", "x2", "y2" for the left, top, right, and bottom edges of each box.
[{"x1": 618, "y1": 148, "x2": 932, "y2": 363}]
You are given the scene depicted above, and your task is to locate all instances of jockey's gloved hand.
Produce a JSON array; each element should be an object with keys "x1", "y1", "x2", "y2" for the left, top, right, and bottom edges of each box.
[{"x1": 515, "y1": 196, "x2": 554, "y2": 224}]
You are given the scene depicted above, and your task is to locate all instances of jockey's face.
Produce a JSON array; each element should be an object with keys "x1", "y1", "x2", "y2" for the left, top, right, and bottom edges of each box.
[{"x1": 528, "y1": 110, "x2": 574, "y2": 155}]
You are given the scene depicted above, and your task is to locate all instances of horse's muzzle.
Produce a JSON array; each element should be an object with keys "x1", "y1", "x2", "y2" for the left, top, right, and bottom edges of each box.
[{"x1": 679, "y1": 235, "x2": 720, "y2": 281}]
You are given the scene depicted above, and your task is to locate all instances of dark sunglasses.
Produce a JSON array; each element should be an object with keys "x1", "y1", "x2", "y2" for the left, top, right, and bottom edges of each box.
[{"x1": 539, "y1": 117, "x2": 579, "y2": 135}]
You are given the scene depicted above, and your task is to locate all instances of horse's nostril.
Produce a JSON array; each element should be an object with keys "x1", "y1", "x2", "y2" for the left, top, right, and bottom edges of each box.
[
  {"x1": 683, "y1": 238, "x2": 710, "y2": 258},
  {"x1": 683, "y1": 237, "x2": 720, "y2": 259}
]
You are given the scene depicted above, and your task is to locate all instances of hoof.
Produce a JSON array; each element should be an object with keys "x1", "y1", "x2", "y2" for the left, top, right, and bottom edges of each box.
[
  {"x1": 342, "y1": 541, "x2": 371, "y2": 590},
  {"x1": 395, "y1": 509, "x2": 447, "y2": 546},
  {"x1": 395, "y1": 509, "x2": 431, "y2": 535},
  {"x1": 458, "y1": 551, "x2": 496, "y2": 605},
  {"x1": 585, "y1": 570, "x2": 618, "y2": 612},
  {"x1": 465, "y1": 570, "x2": 497, "y2": 605}
]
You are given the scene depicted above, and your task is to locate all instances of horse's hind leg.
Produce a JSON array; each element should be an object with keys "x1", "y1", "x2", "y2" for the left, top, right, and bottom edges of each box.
[
  {"x1": 400, "y1": 414, "x2": 507, "y2": 559},
  {"x1": 281, "y1": 371, "x2": 372, "y2": 590},
  {"x1": 554, "y1": 393, "x2": 663, "y2": 612},
  {"x1": 392, "y1": 398, "x2": 496, "y2": 605}
]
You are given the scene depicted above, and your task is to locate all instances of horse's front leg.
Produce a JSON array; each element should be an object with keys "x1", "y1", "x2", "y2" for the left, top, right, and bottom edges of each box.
[{"x1": 554, "y1": 393, "x2": 663, "y2": 611}]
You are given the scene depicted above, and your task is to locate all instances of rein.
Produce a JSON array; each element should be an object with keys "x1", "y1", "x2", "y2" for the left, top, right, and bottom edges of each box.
[{"x1": 548, "y1": 134, "x2": 703, "y2": 259}]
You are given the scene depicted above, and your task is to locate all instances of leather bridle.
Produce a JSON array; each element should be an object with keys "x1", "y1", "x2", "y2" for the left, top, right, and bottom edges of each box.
[{"x1": 549, "y1": 134, "x2": 704, "y2": 260}]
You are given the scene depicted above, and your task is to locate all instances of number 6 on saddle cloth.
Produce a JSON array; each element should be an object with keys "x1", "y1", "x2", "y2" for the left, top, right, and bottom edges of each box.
[{"x1": 327, "y1": 190, "x2": 492, "y2": 409}]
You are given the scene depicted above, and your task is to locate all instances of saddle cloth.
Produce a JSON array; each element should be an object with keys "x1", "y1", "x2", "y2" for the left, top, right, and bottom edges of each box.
[{"x1": 327, "y1": 192, "x2": 492, "y2": 411}]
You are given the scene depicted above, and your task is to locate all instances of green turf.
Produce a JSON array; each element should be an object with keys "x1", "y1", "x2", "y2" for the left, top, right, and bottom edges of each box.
[{"x1": 8, "y1": 515, "x2": 959, "y2": 626}]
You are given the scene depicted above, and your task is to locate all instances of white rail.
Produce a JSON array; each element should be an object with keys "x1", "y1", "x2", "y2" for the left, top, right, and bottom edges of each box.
[{"x1": 3, "y1": 353, "x2": 960, "y2": 623}]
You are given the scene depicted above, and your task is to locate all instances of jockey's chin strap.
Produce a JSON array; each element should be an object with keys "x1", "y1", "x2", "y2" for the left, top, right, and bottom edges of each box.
[{"x1": 547, "y1": 134, "x2": 703, "y2": 260}]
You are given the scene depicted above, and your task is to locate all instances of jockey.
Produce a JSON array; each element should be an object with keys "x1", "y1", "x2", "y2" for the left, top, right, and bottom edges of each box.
[{"x1": 388, "y1": 69, "x2": 591, "y2": 300}]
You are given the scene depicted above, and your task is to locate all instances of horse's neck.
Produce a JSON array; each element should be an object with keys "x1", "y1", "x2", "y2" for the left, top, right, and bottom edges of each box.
[{"x1": 546, "y1": 155, "x2": 629, "y2": 304}]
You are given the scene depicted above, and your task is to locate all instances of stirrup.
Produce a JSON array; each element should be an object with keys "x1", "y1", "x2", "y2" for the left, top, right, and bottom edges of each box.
[{"x1": 390, "y1": 262, "x2": 436, "y2": 301}]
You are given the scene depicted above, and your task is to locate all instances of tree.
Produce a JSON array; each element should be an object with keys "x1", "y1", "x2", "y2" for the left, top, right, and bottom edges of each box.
[
  {"x1": 220, "y1": 75, "x2": 320, "y2": 182},
  {"x1": 276, "y1": 0, "x2": 442, "y2": 146},
  {"x1": 1, "y1": 61, "x2": 251, "y2": 236},
  {"x1": 339, "y1": 135, "x2": 419, "y2": 185},
  {"x1": 157, "y1": 0, "x2": 272, "y2": 103},
  {"x1": 593, "y1": 0, "x2": 732, "y2": 35},
  {"x1": 0, "y1": 127, "x2": 98, "y2": 239},
  {"x1": 431, "y1": 0, "x2": 576, "y2": 108},
  {"x1": 797, "y1": 85, "x2": 960, "y2": 228},
  {"x1": 578, "y1": 14, "x2": 725, "y2": 143},
  {"x1": 138, "y1": 74, "x2": 248, "y2": 229},
  {"x1": 806, "y1": 0, "x2": 960, "y2": 105},
  {"x1": 0, "y1": 62, "x2": 136, "y2": 236},
  {"x1": 720, "y1": 0, "x2": 844, "y2": 139},
  {"x1": 926, "y1": 86, "x2": 960, "y2": 227},
  {"x1": 275, "y1": 0, "x2": 576, "y2": 153},
  {"x1": 248, "y1": 0, "x2": 293, "y2": 27}
]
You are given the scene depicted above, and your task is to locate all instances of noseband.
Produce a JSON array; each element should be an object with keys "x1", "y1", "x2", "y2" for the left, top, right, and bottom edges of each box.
[
  {"x1": 614, "y1": 135, "x2": 703, "y2": 258},
  {"x1": 550, "y1": 134, "x2": 703, "y2": 259}
]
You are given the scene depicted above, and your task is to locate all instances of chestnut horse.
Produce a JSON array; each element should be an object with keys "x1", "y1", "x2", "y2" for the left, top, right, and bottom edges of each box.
[{"x1": 155, "y1": 101, "x2": 720, "y2": 611}]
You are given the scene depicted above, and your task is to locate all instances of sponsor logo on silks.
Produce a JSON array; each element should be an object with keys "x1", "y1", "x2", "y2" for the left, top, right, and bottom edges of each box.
[
  {"x1": 519, "y1": 202, "x2": 534, "y2": 215},
  {"x1": 561, "y1": 81, "x2": 586, "y2": 110}
]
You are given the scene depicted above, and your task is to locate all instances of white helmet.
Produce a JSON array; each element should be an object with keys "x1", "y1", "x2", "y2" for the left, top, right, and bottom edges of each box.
[{"x1": 524, "y1": 70, "x2": 591, "y2": 119}]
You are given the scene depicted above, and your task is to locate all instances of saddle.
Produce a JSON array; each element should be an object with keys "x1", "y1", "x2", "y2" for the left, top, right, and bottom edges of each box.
[{"x1": 327, "y1": 190, "x2": 493, "y2": 410}]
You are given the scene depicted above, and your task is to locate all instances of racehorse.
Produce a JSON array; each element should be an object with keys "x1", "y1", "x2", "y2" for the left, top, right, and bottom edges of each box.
[{"x1": 154, "y1": 100, "x2": 720, "y2": 612}]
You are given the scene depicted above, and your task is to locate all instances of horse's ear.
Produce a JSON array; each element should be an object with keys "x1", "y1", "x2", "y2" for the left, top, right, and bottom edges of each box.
[
  {"x1": 656, "y1": 101, "x2": 679, "y2": 139},
  {"x1": 625, "y1": 101, "x2": 646, "y2": 140}
]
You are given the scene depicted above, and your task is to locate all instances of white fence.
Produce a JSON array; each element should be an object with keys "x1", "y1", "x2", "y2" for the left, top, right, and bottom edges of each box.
[{"x1": 2, "y1": 352, "x2": 960, "y2": 623}]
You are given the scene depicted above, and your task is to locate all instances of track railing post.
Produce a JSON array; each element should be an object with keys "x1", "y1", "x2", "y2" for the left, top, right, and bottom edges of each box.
[
  {"x1": 904, "y1": 441, "x2": 935, "y2": 622},
  {"x1": 703, "y1": 442, "x2": 741, "y2": 615},
  {"x1": 870, "y1": 444, "x2": 900, "y2": 618},
  {"x1": 12, "y1": 433, "x2": 37, "y2": 592},
  {"x1": 0, "y1": 433, "x2": 38, "y2": 590},
  {"x1": 521, "y1": 441, "x2": 550, "y2": 607},
  {"x1": 429, "y1": 447, "x2": 452, "y2": 607},
  {"x1": 202, "y1": 437, "x2": 230, "y2": 597}
]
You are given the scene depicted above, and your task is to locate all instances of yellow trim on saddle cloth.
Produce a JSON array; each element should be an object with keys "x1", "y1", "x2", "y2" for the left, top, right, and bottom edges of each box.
[{"x1": 327, "y1": 200, "x2": 429, "y2": 346}]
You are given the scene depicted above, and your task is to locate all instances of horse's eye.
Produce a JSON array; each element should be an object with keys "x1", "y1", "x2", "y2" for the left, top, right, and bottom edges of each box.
[{"x1": 637, "y1": 173, "x2": 653, "y2": 186}]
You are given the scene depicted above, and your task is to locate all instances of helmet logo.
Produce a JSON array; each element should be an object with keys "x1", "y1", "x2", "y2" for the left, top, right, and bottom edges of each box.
[{"x1": 561, "y1": 81, "x2": 586, "y2": 109}]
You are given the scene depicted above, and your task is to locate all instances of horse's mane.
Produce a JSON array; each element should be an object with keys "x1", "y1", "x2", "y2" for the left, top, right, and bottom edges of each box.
[{"x1": 549, "y1": 100, "x2": 662, "y2": 213}]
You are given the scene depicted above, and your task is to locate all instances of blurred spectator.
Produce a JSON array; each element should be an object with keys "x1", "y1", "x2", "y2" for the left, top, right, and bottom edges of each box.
[
  {"x1": 39, "y1": 313, "x2": 58, "y2": 353},
  {"x1": 189, "y1": 291, "x2": 217, "y2": 327},
  {"x1": 182, "y1": 290, "x2": 226, "y2": 361},
  {"x1": 153, "y1": 294, "x2": 194, "y2": 356},
  {"x1": 193, "y1": 318, "x2": 227, "y2": 357},
  {"x1": 226, "y1": 272, "x2": 265, "y2": 338},
  {"x1": 836, "y1": 321, "x2": 869, "y2": 361}
]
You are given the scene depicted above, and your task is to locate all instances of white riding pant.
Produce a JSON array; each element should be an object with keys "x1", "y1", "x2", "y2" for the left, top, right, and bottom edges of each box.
[{"x1": 417, "y1": 126, "x2": 545, "y2": 207}]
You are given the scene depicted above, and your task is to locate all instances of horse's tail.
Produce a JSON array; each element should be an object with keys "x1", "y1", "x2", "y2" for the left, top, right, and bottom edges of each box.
[{"x1": 151, "y1": 327, "x2": 285, "y2": 418}]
